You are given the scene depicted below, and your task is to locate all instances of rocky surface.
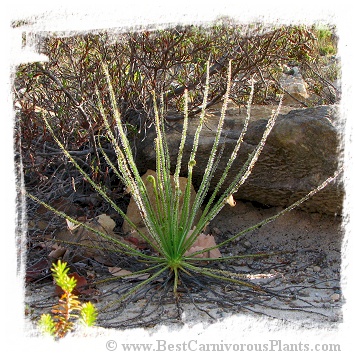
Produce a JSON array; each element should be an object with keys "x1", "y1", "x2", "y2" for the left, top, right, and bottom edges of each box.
[
  {"x1": 279, "y1": 66, "x2": 309, "y2": 105},
  {"x1": 134, "y1": 104, "x2": 344, "y2": 215}
]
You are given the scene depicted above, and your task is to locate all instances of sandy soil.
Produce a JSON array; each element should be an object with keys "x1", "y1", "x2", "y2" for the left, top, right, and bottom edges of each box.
[
  {"x1": 207, "y1": 200, "x2": 343, "y2": 323},
  {"x1": 25, "y1": 198, "x2": 344, "y2": 338}
]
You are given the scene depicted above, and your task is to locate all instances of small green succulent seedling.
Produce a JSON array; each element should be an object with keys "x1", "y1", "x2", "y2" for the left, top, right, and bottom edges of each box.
[{"x1": 38, "y1": 260, "x2": 97, "y2": 338}]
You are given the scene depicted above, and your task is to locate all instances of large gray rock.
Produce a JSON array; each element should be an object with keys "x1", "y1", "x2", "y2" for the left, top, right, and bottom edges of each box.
[{"x1": 134, "y1": 105, "x2": 343, "y2": 215}]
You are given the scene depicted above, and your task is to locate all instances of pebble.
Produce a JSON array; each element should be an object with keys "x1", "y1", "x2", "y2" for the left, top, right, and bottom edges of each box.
[
  {"x1": 298, "y1": 290, "x2": 310, "y2": 297},
  {"x1": 330, "y1": 293, "x2": 340, "y2": 302},
  {"x1": 212, "y1": 227, "x2": 222, "y2": 236},
  {"x1": 313, "y1": 266, "x2": 321, "y2": 272},
  {"x1": 242, "y1": 240, "x2": 252, "y2": 248}
]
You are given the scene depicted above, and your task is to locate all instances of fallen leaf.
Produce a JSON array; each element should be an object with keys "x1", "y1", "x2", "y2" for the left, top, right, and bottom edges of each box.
[
  {"x1": 48, "y1": 245, "x2": 67, "y2": 259},
  {"x1": 96, "y1": 214, "x2": 116, "y2": 232},
  {"x1": 26, "y1": 257, "x2": 51, "y2": 282},
  {"x1": 54, "y1": 213, "x2": 133, "y2": 266},
  {"x1": 86, "y1": 271, "x2": 96, "y2": 280},
  {"x1": 108, "y1": 267, "x2": 131, "y2": 276},
  {"x1": 124, "y1": 236, "x2": 149, "y2": 249},
  {"x1": 184, "y1": 229, "x2": 222, "y2": 259},
  {"x1": 108, "y1": 267, "x2": 150, "y2": 280}
]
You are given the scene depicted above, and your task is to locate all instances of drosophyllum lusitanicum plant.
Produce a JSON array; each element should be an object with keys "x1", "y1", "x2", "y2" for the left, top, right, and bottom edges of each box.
[{"x1": 28, "y1": 58, "x2": 342, "y2": 307}]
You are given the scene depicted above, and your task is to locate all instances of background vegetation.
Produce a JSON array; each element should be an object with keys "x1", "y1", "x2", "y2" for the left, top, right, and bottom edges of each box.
[{"x1": 14, "y1": 21, "x2": 339, "y2": 230}]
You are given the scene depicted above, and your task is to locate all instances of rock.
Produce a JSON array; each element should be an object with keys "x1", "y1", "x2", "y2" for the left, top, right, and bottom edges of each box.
[
  {"x1": 134, "y1": 105, "x2": 343, "y2": 215},
  {"x1": 330, "y1": 293, "x2": 340, "y2": 302},
  {"x1": 279, "y1": 66, "x2": 309, "y2": 105},
  {"x1": 242, "y1": 240, "x2": 252, "y2": 248},
  {"x1": 299, "y1": 290, "x2": 310, "y2": 297}
]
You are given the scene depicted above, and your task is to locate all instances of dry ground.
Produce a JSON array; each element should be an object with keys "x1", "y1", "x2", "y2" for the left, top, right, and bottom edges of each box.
[{"x1": 25, "y1": 199, "x2": 344, "y2": 335}]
